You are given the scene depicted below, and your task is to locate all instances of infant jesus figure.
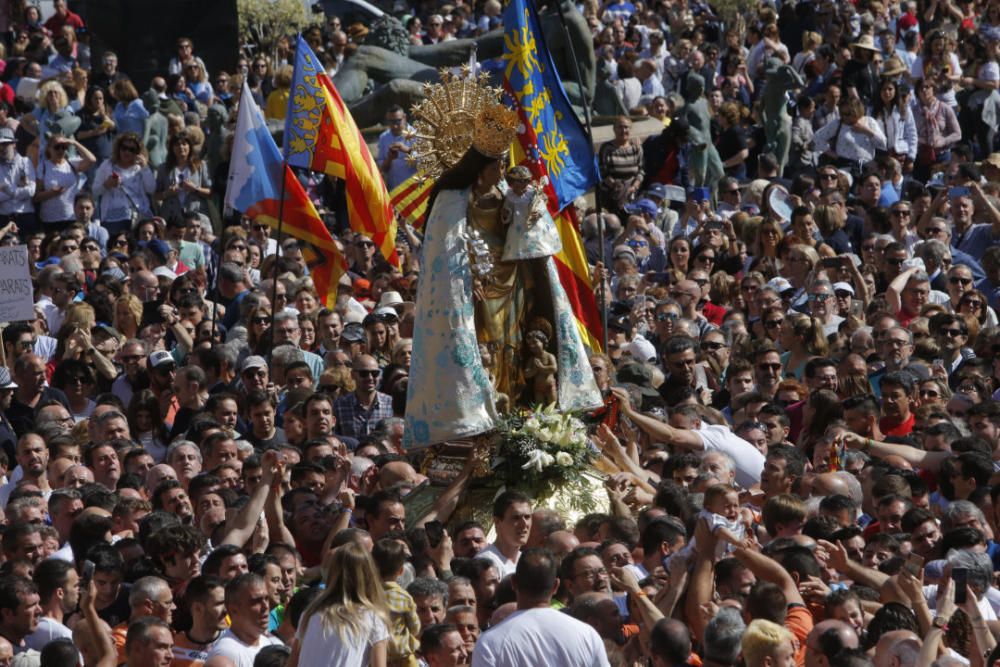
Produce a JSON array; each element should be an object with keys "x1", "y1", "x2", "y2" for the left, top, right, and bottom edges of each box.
[{"x1": 522, "y1": 318, "x2": 558, "y2": 406}]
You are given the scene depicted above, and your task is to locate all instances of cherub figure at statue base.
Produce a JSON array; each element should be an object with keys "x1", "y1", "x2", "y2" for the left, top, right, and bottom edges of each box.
[{"x1": 523, "y1": 319, "x2": 558, "y2": 406}]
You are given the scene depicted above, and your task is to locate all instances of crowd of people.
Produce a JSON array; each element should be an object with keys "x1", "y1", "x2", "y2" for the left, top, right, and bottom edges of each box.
[{"x1": 1, "y1": 0, "x2": 1000, "y2": 666}]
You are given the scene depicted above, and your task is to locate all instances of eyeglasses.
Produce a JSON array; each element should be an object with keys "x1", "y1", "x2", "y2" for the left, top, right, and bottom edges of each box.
[
  {"x1": 764, "y1": 319, "x2": 784, "y2": 328},
  {"x1": 820, "y1": 172, "x2": 839, "y2": 180},
  {"x1": 741, "y1": 283, "x2": 759, "y2": 292},
  {"x1": 960, "y1": 299, "x2": 983, "y2": 308},
  {"x1": 81, "y1": 244, "x2": 98, "y2": 251},
  {"x1": 938, "y1": 328, "x2": 964, "y2": 337},
  {"x1": 809, "y1": 293, "x2": 832, "y2": 302},
  {"x1": 949, "y1": 277, "x2": 972, "y2": 286},
  {"x1": 656, "y1": 312, "x2": 679, "y2": 321},
  {"x1": 891, "y1": 209, "x2": 911, "y2": 216},
  {"x1": 696, "y1": 255, "x2": 716, "y2": 263},
  {"x1": 886, "y1": 258, "x2": 905, "y2": 266},
  {"x1": 113, "y1": 239, "x2": 129, "y2": 247},
  {"x1": 758, "y1": 363, "x2": 782, "y2": 371},
  {"x1": 230, "y1": 244, "x2": 247, "y2": 251},
  {"x1": 354, "y1": 369, "x2": 380, "y2": 377},
  {"x1": 627, "y1": 240, "x2": 648, "y2": 248},
  {"x1": 883, "y1": 337, "x2": 910, "y2": 347},
  {"x1": 120, "y1": 145, "x2": 139, "y2": 154},
  {"x1": 251, "y1": 316, "x2": 270, "y2": 325},
  {"x1": 67, "y1": 376, "x2": 88, "y2": 385}
]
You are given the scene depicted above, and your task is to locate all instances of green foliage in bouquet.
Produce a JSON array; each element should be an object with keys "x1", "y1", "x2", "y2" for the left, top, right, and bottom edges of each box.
[{"x1": 492, "y1": 405, "x2": 601, "y2": 514}]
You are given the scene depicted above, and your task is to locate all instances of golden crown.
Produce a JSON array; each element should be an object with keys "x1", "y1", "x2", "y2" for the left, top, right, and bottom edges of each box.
[
  {"x1": 473, "y1": 104, "x2": 519, "y2": 159},
  {"x1": 407, "y1": 68, "x2": 519, "y2": 179}
]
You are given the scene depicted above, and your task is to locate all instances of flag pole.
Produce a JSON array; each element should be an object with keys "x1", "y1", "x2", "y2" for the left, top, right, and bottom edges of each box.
[
  {"x1": 268, "y1": 161, "x2": 288, "y2": 353},
  {"x1": 545, "y1": 0, "x2": 608, "y2": 352}
]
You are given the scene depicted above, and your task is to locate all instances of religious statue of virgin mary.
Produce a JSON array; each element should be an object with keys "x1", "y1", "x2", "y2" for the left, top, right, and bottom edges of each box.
[{"x1": 404, "y1": 71, "x2": 601, "y2": 450}]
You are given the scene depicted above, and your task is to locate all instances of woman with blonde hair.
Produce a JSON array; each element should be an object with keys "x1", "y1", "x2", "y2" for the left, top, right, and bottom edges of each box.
[
  {"x1": 779, "y1": 312, "x2": 829, "y2": 379},
  {"x1": 287, "y1": 542, "x2": 390, "y2": 667},
  {"x1": 114, "y1": 293, "x2": 143, "y2": 339}
]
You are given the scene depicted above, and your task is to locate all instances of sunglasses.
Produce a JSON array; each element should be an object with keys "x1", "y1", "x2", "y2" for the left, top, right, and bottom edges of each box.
[
  {"x1": 938, "y1": 328, "x2": 964, "y2": 337},
  {"x1": 696, "y1": 255, "x2": 716, "y2": 263},
  {"x1": 961, "y1": 299, "x2": 983, "y2": 308},
  {"x1": 702, "y1": 341, "x2": 726, "y2": 351},
  {"x1": 758, "y1": 363, "x2": 782, "y2": 371},
  {"x1": 251, "y1": 316, "x2": 270, "y2": 325},
  {"x1": 354, "y1": 369, "x2": 380, "y2": 377},
  {"x1": 891, "y1": 209, "x2": 911, "y2": 216},
  {"x1": 120, "y1": 145, "x2": 138, "y2": 153},
  {"x1": 764, "y1": 319, "x2": 784, "y2": 328},
  {"x1": 809, "y1": 293, "x2": 832, "y2": 302},
  {"x1": 886, "y1": 258, "x2": 905, "y2": 266},
  {"x1": 949, "y1": 277, "x2": 972, "y2": 285},
  {"x1": 53, "y1": 144, "x2": 69, "y2": 152},
  {"x1": 656, "y1": 312, "x2": 679, "y2": 321}
]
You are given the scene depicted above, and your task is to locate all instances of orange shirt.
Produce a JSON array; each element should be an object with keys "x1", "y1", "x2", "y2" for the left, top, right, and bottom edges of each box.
[
  {"x1": 786, "y1": 603, "x2": 814, "y2": 667},
  {"x1": 172, "y1": 630, "x2": 216, "y2": 667}
]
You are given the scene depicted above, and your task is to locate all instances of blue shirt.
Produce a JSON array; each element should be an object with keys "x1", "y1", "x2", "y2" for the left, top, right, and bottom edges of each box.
[
  {"x1": 376, "y1": 127, "x2": 417, "y2": 191},
  {"x1": 333, "y1": 391, "x2": 394, "y2": 438},
  {"x1": 953, "y1": 223, "x2": 1000, "y2": 260},
  {"x1": 113, "y1": 98, "x2": 149, "y2": 137}
]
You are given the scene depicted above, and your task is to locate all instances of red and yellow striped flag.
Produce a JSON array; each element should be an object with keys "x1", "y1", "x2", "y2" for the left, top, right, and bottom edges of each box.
[
  {"x1": 389, "y1": 173, "x2": 434, "y2": 230},
  {"x1": 284, "y1": 35, "x2": 399, "y2": 267}
]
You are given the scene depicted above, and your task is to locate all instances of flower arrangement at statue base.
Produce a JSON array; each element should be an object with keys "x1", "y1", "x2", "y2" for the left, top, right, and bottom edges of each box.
[{"x1": 491, "y1": 404, "x2": 603, "y2": 515}]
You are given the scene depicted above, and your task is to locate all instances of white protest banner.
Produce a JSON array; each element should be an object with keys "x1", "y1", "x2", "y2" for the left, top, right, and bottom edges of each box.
[{"x1": 0, "y1": 246, "x2": 35, "y2": 323}]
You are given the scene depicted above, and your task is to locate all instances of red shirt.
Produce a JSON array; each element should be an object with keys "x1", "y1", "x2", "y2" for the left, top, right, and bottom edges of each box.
[
  {"x1": 43, "y1": 9, "x2": 85, "y2": 35},
  {"x1": 879, "y1": 412, "x2": 915, "y2": 437}
]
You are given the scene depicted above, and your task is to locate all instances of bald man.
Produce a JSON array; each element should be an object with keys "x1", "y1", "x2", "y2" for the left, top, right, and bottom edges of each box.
[
  {"x1": 379, "y1": 460, "x2": 427, "y2": 490},
  {"x1": 874, "y1": 630, "x2": 921, "y2": 667},
  {"x1": 543, "y1": 530, "x2": 580, "y2": 561},
  {"x1": 805, "y1": 619, "x2": 859, "y2": 667},
  {"x1": 811, "y1": 472, "x2": 850, "y2": 498}
]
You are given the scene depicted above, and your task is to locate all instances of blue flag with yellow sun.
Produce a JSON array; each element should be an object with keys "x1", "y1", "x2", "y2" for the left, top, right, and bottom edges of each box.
[{"x1": 501, "y1": 0, "x2": 599, "y2": 210}]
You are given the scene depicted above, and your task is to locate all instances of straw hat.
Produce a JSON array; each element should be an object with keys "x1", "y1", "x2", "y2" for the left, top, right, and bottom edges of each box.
[
  {"x1": 850, "y1": 34, "x2": 881, "y2": 52},
  {"x1": 881, "y1": 55, "x2": 907, "y2": 78}
]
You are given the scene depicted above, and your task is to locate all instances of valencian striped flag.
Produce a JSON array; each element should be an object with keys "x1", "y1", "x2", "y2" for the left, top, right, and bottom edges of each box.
[
  {"x1": 284, "y1": 35, "x2": 399, "y2": 267},
  {"x1": 389, "y1": 172, "x2": 433, "y2": 230},
  {"x1": 226, "y1": 82, "x2": 347, "y2": 306},
  {"x1": 502, "y1": 0, "x2": 603, "y2": 350}
]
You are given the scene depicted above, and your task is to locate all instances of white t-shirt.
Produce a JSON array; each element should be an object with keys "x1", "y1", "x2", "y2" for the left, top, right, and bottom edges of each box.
[
  {"x1": 922, "y1": 584, "x2": 998, "y2": 621},
  {"x1": 471, "y1": 607, "x2": 610, "y2": 667},
  {"x1": 696, "y1": 424, "x2": 766, "y2": 489},
  {"x1": 36, "y1": 158, "x2": 84, "y2": 223},
  {"x1": 24, "y1": 616, "x2": 72, "y2": 651},
  {"x1": 474, "y1": 543, "x2": 518, "y2": 578},
  {"x1": 296, "y1": 609, "x2": 389, "y2": 667},
  {"x1": 205, "y1": 628, "x2": 284, "y2": 667}
]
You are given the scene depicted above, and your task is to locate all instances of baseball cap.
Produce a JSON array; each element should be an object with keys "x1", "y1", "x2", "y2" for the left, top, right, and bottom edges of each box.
[
  {"x1": 624, "y1": 337, "x2": 657, "y2": 363},
  {"x1": 832, "y1": 282, "x2": 855, "y2": 296},
  {"x1": 625, "y1": 198, "x2": 658, "y2": 216},
  {"x1": 148, "y1": 350, "x2": 176, "y2": 369},
  {"x1": 615, "y1": 362, "x2": 659, "y2": 397},
  {"x1": 766, "y1": 277, "x2": 795, "y2": 294},
  {"x1": 341, "y1": 322, "x2": 366, "y2": 342},
  {"x1": 143, "y1": 239, "x2": 172, "y2": 261},
  {"x1": 152, "y1": 266, "x2": 177, "y2": 281},
  {"x1": 0, "y1": 368, "x2": 17, "y2": 389},
  {"x1": 100, "y1": 267, "x2": 128, "y2": 283},
  {"x1": 240, "y1": 355, "x2": 267, "y2": 373},
  {"x1": 646, "y1": 183, "x2": 668, "y2": 200},
  {"x1": 0, "y1": 128, "x2": 14, "y2": 144},
  {"x1": 373, "y1": 306, "x2": 399, "y2": 320}
]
